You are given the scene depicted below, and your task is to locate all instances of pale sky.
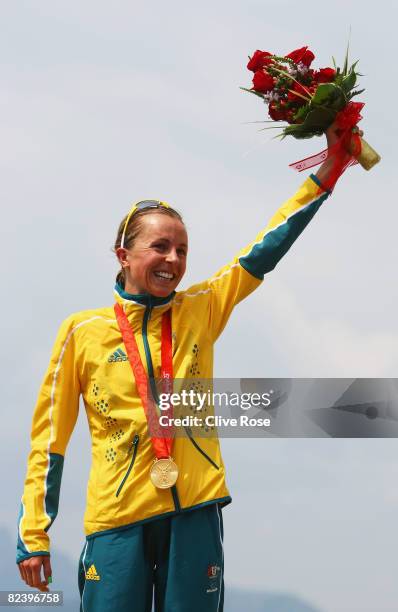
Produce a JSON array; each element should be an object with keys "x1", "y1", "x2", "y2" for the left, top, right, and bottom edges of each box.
[{"x1": 1, "y1": 1, "x2": 397, "y2": 611}]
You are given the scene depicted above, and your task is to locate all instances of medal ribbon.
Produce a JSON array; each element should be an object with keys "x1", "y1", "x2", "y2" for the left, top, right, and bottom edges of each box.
[{"x1": 114, "y1": 303, "x2": 174, "y2": 459}]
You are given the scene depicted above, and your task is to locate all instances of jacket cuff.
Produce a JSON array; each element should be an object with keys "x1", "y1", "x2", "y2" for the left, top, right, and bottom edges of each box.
[
  {"x1": 309, "y1": 173, "x2": 332, "y2": 195},
  {"x1": 16, "y1": 550, "x2": 50, "y2": 564}
]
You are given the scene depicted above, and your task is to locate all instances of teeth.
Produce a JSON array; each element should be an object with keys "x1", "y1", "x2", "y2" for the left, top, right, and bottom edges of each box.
[{"x1": 154, "y1": 271, "x2": 174, "y2": 280}]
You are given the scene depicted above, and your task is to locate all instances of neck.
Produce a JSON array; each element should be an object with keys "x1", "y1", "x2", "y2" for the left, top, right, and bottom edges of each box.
[{"x1": 123, "y1": 279, "x2": 143, "y2": 295}]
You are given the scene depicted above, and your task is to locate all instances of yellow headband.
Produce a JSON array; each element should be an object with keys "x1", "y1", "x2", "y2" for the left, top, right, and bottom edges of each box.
[{"x1": 120, "y1": 200, "x2": 171, "y2": 249}]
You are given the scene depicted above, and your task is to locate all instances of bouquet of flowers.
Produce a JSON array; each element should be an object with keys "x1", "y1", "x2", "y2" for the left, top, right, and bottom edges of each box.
[{"x1": 242, "y1": 45, "x2": 380, "y2": 179}]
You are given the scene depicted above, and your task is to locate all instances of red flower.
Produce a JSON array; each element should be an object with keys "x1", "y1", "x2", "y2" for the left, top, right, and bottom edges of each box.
[
  {"x1": 315, "y1": 67, "x2": 336, "y2": 83},
  {"x1": 286, "y1": 46, "x2": 315, "y2": 67},
  {"x1": 252, "y1": 70, "x2": 274, "y2": 92},
  {"x1": 268, "y1": 101, "x2": 286, "y2": 121},
  {"x1": 301, "y1": 50, "x2": 315, "y2": 66},
  {"x1": 247, "y1": 50, "x2": 273, "y2": 72}
]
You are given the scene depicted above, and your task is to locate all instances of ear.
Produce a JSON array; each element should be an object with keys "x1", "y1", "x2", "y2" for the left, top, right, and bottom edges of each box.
[{"x1": 115, "y1": 247, "x2": 130, "y2": 268}]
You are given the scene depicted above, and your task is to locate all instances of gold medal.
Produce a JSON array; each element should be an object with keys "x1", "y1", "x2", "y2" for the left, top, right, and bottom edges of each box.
[{"x1": 150, "y1": 458, "x2": 179, "y2": 489}]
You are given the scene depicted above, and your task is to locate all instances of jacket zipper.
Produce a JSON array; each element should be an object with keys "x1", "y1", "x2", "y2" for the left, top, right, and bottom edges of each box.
[
  {"x1": 142, "y1": 302, "x2": 160, "y2": 404},
  {"x1": 116, "y1": 434, "x2": 139, "y2": 497},
  {"x1": 185, "y1": 427, "x2": 219, "y2": 470}
]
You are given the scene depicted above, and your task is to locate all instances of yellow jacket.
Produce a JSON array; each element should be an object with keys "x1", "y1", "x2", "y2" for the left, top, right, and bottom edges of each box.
[{"x1": 17, "y1": 175, "x2": 329, "y2": 562}]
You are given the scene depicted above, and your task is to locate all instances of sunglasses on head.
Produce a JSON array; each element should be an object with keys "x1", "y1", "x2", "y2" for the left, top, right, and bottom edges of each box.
[{"x1": 120, "y1": 200, "x2": 170, "y2": 249}]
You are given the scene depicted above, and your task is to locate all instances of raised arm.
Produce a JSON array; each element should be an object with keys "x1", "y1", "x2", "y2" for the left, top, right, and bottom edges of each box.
[{"x1": 177, "y1": 125, "x2": 358, "y2": 341}]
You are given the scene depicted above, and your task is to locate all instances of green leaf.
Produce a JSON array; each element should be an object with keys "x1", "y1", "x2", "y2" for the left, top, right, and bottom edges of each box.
[
  {"x1": 283, "y1": 124, "x2": 321, "y2": 139},
  {"x1": 239, "y1": 86, "x2": 266, "y2": 99},
  {"x1": 341, "y1": 70, "x2": 357, "y2": 93},
  {"x1": 312, "y1": 83, "x2": 340, "y2": 105},
  {"x1": 343, "y1": 37, "x2": 350, "y2": 76},
  {"x1": 258, "y1": 126, "x2": 288, "y2": 133},
  {"x1": 311, "y1": 83, "x2": 347, "y2": 111},
  {"x1": 347, "y1": 88, "x2": 365, "y2": 99},
  {"x1": 293, "y1": 103, "x2": 311, "y2": 122},
  {"x1": 329, "y1": 96, "x2": 347, "y2": 112},
  {"x1": 334, "y1": 72, "x2": 343, "y2": 87},
  {"x1": 350, "y1": 60, "x2": 359, "y2": 72},
  {"x1": 301, "y1": 107, "x2": 337, "y2": 129},
  {"x1": 282, "y1": 106, "x2": 337, "y2": 139}
]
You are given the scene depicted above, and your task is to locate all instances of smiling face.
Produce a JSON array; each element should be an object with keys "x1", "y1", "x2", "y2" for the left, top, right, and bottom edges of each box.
[{"x1": 116, "y1": 213, "x2": 188, "y2": 297}]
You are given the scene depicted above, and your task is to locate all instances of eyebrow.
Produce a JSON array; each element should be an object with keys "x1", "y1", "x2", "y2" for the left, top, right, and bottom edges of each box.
[{"x1": 150, "y1": 237, "x2": 188, "y2": 247}]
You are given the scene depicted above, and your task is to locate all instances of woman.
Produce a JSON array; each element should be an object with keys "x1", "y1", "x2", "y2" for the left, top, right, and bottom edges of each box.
[{"x1": 17, "y1": 127, "x2": 354, "y2": 611}]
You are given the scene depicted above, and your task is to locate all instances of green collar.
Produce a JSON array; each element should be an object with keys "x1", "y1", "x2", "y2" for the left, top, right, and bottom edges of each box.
[{"x1": 114, "y1": 283, "x2": 175, "y2": 306}]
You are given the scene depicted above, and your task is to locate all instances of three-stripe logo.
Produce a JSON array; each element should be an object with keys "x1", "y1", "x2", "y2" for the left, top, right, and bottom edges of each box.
[{"x1": 108, "y1": 348, "x2": 128, "y2": 363}]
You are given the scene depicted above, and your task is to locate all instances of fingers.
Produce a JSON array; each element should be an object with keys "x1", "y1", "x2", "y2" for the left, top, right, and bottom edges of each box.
[
  {"x1": 326, "y1": 125, "x2": 364, "y2": 151},
  {"x1": 31, "y1": 558, "x2": 49, "y2": 592},
  {"x1": 18, "y1": 562, "x2": 27, "y2": 583},
  {"x1": 325, "y1": 122, "x2": 343, "y2": 147},
  {"x1": 43, "y1": 556, "x2": 53, "y2": 584},
  {"x1": 24, "y1": 562, "x2": 34, "y2": 588},
  {"x1": 18, "y1": 557, "x2": 50, "y2": 592}
]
